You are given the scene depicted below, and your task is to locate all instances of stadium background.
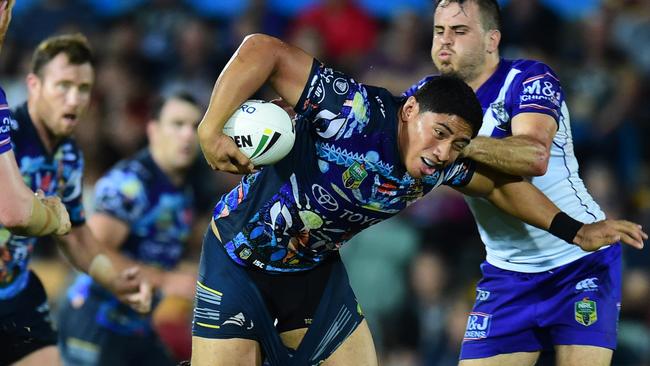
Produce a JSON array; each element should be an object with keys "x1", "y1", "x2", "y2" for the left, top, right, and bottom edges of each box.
[{"x1": 2, "y1": 0, "x2": 649, "y2": 364}]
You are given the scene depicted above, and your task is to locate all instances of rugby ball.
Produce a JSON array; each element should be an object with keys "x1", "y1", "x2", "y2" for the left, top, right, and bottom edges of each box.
[{"x1": 223, "y1": 100, "x2": 295, "y2": 166}]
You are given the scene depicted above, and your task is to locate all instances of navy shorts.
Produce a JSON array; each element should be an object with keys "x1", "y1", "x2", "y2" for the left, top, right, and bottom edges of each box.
[
  {"x1": 0, "y1": 271, "x2": 57, "y2": 365},
  {"x1": 58, "y1": 288, "x2": 175, "y2": 366},
  {"x1": 460, "y1": 244, "x2": 622, "y2": 360},
  {"x1": 192, "y1": 227, "x2": 364, "y2": 365}
]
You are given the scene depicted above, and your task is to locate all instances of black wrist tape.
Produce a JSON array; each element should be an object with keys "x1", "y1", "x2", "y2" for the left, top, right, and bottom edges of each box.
[{"x1": 549, "y1": 212, "x2": 584, "y2": 244}]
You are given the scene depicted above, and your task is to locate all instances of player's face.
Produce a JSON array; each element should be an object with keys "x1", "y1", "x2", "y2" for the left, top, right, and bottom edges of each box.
[
  {"x1": 150, "y1": 98, "x2": 201, "y2": 170},
  {"x1": 399, "y1": 99, "x2": 472, "y2": 179},
  {"x1": 431, "y1": 1, "x2": 490, "y2": 82},
  {"x1": 29, "y1": 53, "x2": 94, "y2": 138}
]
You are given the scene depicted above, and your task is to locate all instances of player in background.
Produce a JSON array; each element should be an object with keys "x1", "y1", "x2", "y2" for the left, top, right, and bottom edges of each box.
[
  {"x1": 192, "y1": 33, "x2": 645, "y2": 366},
  {"x1": 57, "y1": 93, "x2": 201, "y2": 366},
  {"x1": 0, "y1": 0, "x2": 70, "y2": 237},
  {"x1": 403, "y1": 0, "x2": 644, "y2": 365},
  {"x1": 0, "y1": 33, "x2": 150, "y2": 366}
]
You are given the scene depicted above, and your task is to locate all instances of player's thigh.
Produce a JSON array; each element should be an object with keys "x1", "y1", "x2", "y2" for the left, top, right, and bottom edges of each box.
[
  {"x1": 191, "y1": 336, "x2": 262, "y2": 366},
  {"x1": 555, "y1": 345, "x2": 612, "y2": 366},
  {"x1": 458, "y1": 351, "x2": 539, "y2": 366},
  {"x1": 278, "y1": 320, "x2": 377, "y2": 366},
  {"x1": 322, "y1": 319, "x2": 377, "y2": 366},
  {"x1": 13, "y1": 345, "x2": 61, "y2": 366}
]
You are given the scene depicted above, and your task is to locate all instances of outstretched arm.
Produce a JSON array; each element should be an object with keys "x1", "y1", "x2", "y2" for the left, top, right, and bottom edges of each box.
[
  {"x1": 198, "y1": 33, "x2": 313, "y2": 174},
  {"x1": 88, "y1": 213, "x2": 196, "y2": 300},
  {"x1": 55, "y1": 225, "x2": 151, "y2": 313},
  {"x1": 456, "y1": 165, "x2": 647, "y2": 251},
  {"x1": 461, "y1": 113, "x2": 556, "y2": 176}
]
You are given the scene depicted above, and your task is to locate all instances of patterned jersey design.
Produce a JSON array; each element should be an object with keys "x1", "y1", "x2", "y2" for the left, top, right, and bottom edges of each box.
[
  {"x1": 0, "y1": 102, "x2": 85, "y2": 299},
  {"x1": 0, "y1": 88, "x2": 11, "y2": 154},
  {"x1": 406, "y1": 59, "x2": 605, "y2": 272},
  {"x1": 67, "y1": 149, "x2": 195, "y2": 334},
  {"x1": 213, "y1": 60, "x2": 475, "y2": 273}
]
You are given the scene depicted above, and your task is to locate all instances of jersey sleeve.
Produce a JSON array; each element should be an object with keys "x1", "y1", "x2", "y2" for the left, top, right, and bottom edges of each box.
[
  {"x1": 402, "y1": 75, "x2": 435, "y2": 98},
  {"x1": 293, "y1": 59, "x2": 372, "y2": 141},
  {"x1": 442, "y1": 158, "x2": 476, "y2": 187},
  {"x1": 510, "y1": 63, "x2": 564, "y2": 123},
  {"x1": 93, "y1": 169, "x2": 147, "y2": 224},
  {"x1": 0, "y1": 88, "x2": 13, "y2": 154}
]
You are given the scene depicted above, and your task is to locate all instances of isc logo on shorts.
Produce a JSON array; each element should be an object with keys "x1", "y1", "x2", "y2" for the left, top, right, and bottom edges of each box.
[{"x1": 464, "y1": 312, "x2": 491, "y2": 341}]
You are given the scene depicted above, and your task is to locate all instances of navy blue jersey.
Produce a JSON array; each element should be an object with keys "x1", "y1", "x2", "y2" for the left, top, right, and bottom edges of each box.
[
  {"x1": 213, "y1": 60, "x2": 475, "y2": 273},
  {"x1": 66, "y1": 149, "x2": 195, "y2": 335},
  {"x1": 0, "y1": 102, "x2": 85, "y2": 300},
  {"x1": 0, "y1": 88, "x2": 11, "y2": 154}
]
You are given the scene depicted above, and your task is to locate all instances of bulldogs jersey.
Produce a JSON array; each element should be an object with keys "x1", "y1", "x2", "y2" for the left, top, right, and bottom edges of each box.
[
  {"x1": 0, "y1": 88, "x2": 11, "y2": 155},
  {"x1": 406, "y1": 59, "x2": 605, "y2": 272}
]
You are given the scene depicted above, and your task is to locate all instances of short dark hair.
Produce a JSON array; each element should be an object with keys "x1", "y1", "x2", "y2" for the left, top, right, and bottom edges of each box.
[
  {"x1": 412, "y1": 75, "x2": 483, "y2": 138},
  {"x1": 151, "y1": 92, "x2": 201, "y2": 121},
  {"x1": 31, "y1": 33, "x2": 94, "y2": 76},
  {"x1": 435, "y1": 0, "x2": 502, "y2": 32}
]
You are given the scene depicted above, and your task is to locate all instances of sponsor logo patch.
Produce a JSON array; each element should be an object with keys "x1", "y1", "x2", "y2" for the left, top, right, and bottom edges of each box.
[
  {"x1": 575, "y1": 277, "x2": 599, "y2": 292},
  {"x1": 464, "y1": 312, "x2": 491, "y2": 340}
]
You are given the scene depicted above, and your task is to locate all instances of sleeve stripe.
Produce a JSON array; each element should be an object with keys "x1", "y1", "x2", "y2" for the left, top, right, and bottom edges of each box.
[{"x1": 519, "y1": 103, "x2": 559, "y2": 117}]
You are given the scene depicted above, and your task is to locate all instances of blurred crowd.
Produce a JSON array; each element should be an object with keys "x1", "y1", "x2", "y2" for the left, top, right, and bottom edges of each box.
[{"x1": 2, "y1": 0, "x2": 649, "y2": 365}]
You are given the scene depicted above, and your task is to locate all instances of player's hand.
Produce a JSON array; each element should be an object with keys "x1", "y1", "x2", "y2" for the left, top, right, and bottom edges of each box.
[
  {"x1": 112, "y1": 266, "x2": 152, "y2": 314},
  {"x1": 573, "y1": 219, "x2": 647, "y2": 252},
  {"x1": 199, "y1": 131, "x2": 254, "y2": 174},
  {"x1": 36, "y1": 190, "x2": 71, "y2": 236}
]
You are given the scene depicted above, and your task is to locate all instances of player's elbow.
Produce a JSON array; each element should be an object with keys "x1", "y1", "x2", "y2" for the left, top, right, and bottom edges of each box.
[
  {"x1": 240, "y1": 33, "x2": 283, "y2": 60},
  {"x1": 528, "y1": 147, "x2": 550, "y2": 176}
]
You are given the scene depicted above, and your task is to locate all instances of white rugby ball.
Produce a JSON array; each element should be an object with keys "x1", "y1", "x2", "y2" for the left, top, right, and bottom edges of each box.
[{"x1": 223, "y1": 100, "x2": 295, "y2": 166}]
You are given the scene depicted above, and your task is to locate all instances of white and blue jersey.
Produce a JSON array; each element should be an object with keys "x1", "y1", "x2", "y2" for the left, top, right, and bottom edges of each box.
[
  {"x1": 0, "y1": 88, "x2": 11, "y2": 155},
  {"x1": 406, "y1": 59, "x2": 605, "y2": 273},
  {"x1": 0, "y1": 102, "x2": 85, "y2": 300},
  {"x1": 213, "y1": 60, "x2": 475, "y2": 273},
  {"x1": 65, "y1": 149, "x2": 195, "y2": 335}
]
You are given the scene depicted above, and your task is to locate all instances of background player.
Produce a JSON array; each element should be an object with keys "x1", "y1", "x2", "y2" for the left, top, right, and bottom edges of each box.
[
  {"x1": 0, "y1": 33, "x2": 150, "y2": 366},
  {"x1": 0, "y1": 0, "x2": 70, "y2": 237},
  {"x1": 57, "y1": 92, "x2": 201, "y2": 366}
]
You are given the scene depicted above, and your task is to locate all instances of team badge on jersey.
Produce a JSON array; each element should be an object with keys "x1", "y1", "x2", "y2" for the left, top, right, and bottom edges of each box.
[
  {"x1": 575, "y1": 298, "x2": 597, "y2": 326},
  {"x1": 342, "y1": 161, "x2": 368, "y2": 189}
]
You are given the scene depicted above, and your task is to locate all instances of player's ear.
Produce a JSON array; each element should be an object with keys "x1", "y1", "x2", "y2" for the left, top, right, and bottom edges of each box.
[
  {"x1": 146, "y1": 119, "x2": 158, "y2": 141},
  {"x1": 26, "y1": 73, "x2": 41, "y2": 95},
  {"x1": 401, "y1": 96, "x2": 420, "y2": 122},
  {"x1": 486, "y1": 29, "x2": 501, "y2": 54}
]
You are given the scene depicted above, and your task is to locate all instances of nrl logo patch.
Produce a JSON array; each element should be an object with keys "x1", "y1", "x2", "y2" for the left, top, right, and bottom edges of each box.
[
  {"x1": 342, "y1": 161, "x2": 368, "y2": 189},
  {"x1": 575, "y1": 298, "x2": 598, "y2": 326}
]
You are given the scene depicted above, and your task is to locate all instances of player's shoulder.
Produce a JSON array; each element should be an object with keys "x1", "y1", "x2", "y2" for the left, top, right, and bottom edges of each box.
[
  {"x1": 8, "y1": 102, "x2": 29, "y2": 135},
  {"x1": 97, "y1": 158, "x2": 147, "y2": 199},
  {"x1": 108, "y1": 151, "x2": 153, "y2": 183},
  {"x1": 509, "y1": 58, "x2": 560, "y2": 79}
]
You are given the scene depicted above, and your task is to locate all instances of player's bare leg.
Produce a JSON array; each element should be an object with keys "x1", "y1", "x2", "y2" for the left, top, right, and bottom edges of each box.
[
  {"x1": 280, "y1": 319, "x2": 378, "y2": 366},
  {"x1": 12, "y1": 346, "x2": 61, "y2": 366},
  {"x1": 555, "y1": 345, "x2": 612, "y2": 366},
  {"x1": 191, "y1": 336, "x2": 262, "y2": 366},
  {"x1": 459, "y1": 351, "x2": 539, "y2": 366}
]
